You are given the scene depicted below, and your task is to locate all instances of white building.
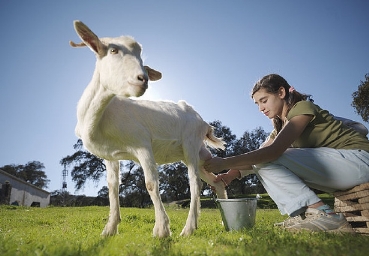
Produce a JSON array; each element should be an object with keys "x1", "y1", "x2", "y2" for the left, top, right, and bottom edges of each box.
[{"x1": 0, "y1": 169, "x2": 50, "y2": 207}]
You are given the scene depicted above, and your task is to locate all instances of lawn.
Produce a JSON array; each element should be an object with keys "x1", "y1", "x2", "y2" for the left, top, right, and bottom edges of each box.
[{"x1": 0, "y1": 198, "x2": 368, "y2": 256}]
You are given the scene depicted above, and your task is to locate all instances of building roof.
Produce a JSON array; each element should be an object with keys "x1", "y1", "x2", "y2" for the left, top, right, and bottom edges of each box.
[{"x1": 0, "y1": 169, "x2": 50, "y2": 194}]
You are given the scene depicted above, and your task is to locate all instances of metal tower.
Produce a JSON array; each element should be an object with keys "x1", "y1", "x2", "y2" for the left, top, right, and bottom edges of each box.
[{"x1": 62, "y1": 163, "x2": 68, "y2": 193}]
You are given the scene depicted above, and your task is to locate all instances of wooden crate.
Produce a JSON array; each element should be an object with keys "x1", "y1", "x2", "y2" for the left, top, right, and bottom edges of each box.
[{"x1": 334, "y1": 182, "x2": 369, "y2": 235}]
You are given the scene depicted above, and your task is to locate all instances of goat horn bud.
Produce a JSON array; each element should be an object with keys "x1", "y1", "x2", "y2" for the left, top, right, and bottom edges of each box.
[{"x1": 69, "y1": 41, "x2": 86, "y2": 47}]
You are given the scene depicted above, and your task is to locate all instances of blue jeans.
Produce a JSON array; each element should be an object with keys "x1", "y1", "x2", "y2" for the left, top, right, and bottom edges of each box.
[{"x1": 253, "y1": 148, "x2": 369, "y2": 216}]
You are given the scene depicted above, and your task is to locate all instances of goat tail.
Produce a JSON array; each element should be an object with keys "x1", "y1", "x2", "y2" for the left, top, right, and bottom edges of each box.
[{"x1": 205, "y1": 126, "x2": 226, "y2": 150}]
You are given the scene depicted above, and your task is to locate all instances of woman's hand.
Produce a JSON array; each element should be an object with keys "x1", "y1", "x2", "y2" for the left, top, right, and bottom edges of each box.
[
  {"x1": 204, "y1": 157, "x2": 225, "y2": 173},
  {"x1": 214, "y1": 169, "x2": 241, "y2": 186}
]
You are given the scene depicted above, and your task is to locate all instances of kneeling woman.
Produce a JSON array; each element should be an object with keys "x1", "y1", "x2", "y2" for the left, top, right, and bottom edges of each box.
[{"x1": 204, "y1": 74, "x2": 369, "y2": 233}]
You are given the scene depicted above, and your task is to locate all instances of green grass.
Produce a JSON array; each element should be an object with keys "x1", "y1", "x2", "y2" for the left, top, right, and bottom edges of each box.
[{"x1": 1, "y1": 203, "x2": 368, "y2": 256}]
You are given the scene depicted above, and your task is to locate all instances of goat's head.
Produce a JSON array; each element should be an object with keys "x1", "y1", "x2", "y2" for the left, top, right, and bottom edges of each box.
[{"x1": 70, "y1": 20, "x2": 161, "y2": 97}]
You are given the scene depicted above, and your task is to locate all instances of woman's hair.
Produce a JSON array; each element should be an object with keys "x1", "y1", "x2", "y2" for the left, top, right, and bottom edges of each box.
[{"x1": 251, "y1": 74, "x2": 313, "y2": 133}]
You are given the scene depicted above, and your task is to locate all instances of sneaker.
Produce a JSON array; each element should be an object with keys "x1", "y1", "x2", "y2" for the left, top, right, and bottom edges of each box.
[
  {"x1": 274, "y1": 214, "x2": 304, "y2": 228},
  {"x1": 285, "y1": 208, "x2": 355, "y2": 233}
]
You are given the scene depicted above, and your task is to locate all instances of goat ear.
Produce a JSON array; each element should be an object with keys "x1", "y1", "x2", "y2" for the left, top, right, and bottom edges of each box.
[
  {"x1": 73, "y1": 20, "x2": 106, "y2": 56},
  {"x1": 69, "y1": 41, "x2": 86, "y2": 47},
  {"x1": 144, "y1": 66, "x2": 162, "y2": 81}
]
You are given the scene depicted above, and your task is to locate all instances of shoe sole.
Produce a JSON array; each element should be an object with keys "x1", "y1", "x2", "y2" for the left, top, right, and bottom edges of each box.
[{"x1": 284, "y1": 223, "x2": 356, "y2": 234}]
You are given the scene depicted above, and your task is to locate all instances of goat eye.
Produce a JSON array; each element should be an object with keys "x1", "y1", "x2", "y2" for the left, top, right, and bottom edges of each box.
[{"x1": 110, "y1": 48, "x2": 118, "y2": 54}]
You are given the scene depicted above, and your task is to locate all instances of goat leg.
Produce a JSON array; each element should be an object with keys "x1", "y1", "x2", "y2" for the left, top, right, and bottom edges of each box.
[{"x1": 101, "y1": 160, "x2": 121, "y2": 236}]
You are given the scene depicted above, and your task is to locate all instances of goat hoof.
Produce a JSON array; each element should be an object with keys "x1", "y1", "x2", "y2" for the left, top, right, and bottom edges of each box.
[
  {"x1": 180, "y1": 226, "x2": 195, "y2": 236},
  {"x1": 153, "y1": 224, "x2": 171, "y2": 238},
  {"x1": 101, "y1": 226, "x2": 118, "y2": 236}
]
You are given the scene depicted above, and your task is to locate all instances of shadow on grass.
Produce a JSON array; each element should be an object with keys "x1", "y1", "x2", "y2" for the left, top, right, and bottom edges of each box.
[
  {"x1": 151, "y1": 237, "x2": 174, "y2": 256},
  {"x1": 199, "y1": 193, "x2": 335, "y2": 210},
  {"x1": 48, "y1": 237, "x2": 111, "y2": 256}
]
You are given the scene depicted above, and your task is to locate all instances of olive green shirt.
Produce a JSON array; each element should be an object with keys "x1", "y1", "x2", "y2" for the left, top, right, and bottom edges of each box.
[{"x1": 269, "y1": 101, "x2": 369, "y2": 153}]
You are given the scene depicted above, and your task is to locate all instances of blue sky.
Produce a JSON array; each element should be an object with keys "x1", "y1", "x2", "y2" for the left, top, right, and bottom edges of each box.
[{"x1": 1, "y1": 1, "x2": 368, "y2": 196}]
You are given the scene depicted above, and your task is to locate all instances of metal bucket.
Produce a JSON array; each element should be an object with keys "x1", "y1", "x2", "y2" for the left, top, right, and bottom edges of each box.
[{"x1": 216, "y1": 198, "x2": 257, "y2": 231}]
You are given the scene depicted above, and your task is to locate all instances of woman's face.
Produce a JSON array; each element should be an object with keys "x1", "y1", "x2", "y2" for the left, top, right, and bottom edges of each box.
[{"x1": 253, "y1": 87, "x2": 286, "y2": 119}]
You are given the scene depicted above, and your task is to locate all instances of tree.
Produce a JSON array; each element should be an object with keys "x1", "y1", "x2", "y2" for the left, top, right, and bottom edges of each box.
[
  {"x1": 60, "y1": 139, "x2": 105, "y2": 190},
  {"x1": 233, "y1": 127, "x2": 268, "y2": 155},
  {"x1": 209, "y1": 120, "x2": 237, "y2": 157},
  {"x1": 97, "y1": 186, "x2": 109, "y2": 198},
  {"x1": 226, "y1": 127, "x2": 268, "y2": 195},
  {"x1": 0, "y1": 161, "x2": 50, "y2": 189},
  {"x1": 352, "y1": 73, "x2": 369, "y2": 122},
  {"x1": 119, "y1": 161, "x2": 151, "y2": 207},
  {"x1": 159, "y1": 162, "x2": 190, "y2": 202},
  {"x1": 50, "y1": 190, "x2": 73, "y2": 206}
]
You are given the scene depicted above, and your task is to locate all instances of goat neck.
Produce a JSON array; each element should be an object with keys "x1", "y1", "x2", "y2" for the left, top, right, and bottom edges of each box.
[{"x1": 75, "y1": 70, "x2": 115, "y2": 142}]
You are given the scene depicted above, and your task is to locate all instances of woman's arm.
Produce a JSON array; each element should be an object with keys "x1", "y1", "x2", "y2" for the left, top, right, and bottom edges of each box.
[
  {"x1": 214, "y1": 136, "x2": 274, "y2": 184},
  {"x1": 204, "y1": 114, "x2": 313, "y2": 173}
]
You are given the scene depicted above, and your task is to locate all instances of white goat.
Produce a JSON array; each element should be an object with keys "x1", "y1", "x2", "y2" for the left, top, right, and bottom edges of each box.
[{"x1": 70, "y1": 20, "x2": 227, "y2": 238}]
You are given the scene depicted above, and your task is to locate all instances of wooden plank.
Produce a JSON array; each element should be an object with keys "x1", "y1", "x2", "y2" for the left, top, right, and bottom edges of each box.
[
  {"x1": 359, "y1": 196, "x2": 369, "y2": 204},
  {"x1": 334, "y1": 183, "x2": 369, "y2": 196},
  {"x1": 333, "y1": 183, "x2": 369, "y2": 235},
  {"x1": 334, "y1": 198, "x2": 355, "y2": 207},
  {"x1": 334, "y1": 202, "x2": 369, "y2": 212},
  {"x1": 346, "y1": 216, "x2": 369, "y2": 222},
  {"x1": 362, "y1": 210, "x2": 369, "y2": 217},
  {"x1": 353, "y1": 227, "x2": 369, "y2": 234},
  {"x1": 334, "y1": 190, "x2": 369, "y2": 201},
  {"x1": 342, "y1": 212, "x2": 360, "y2": 218}
]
